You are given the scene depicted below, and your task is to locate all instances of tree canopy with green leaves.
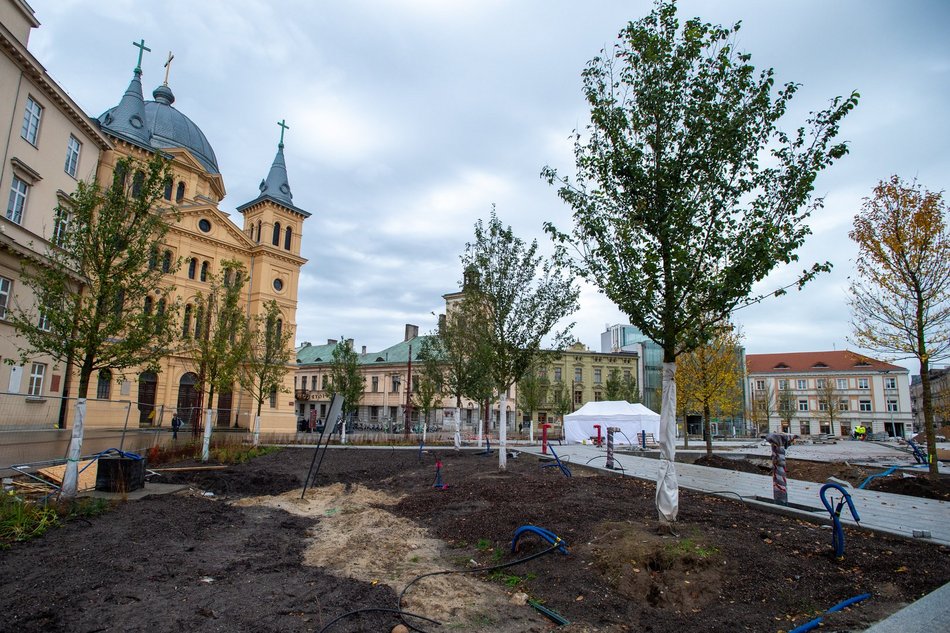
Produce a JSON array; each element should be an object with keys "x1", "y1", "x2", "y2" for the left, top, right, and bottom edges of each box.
[
  {"x1": 542, "y1": 0, "x2": 858, "y2": 522},
  {"x1": 604, "y1": 368, "x2": 639, "y2": 403},
  {"x1": 329, "y1": 338, "x2": 363, "y2": 420},
  {"x1": 849, "y1": 176, "x2": 950, "y2": 476},
  {"x1": 10, "y1": 153, "x2": 180, "y2": 497},
  {"x1": 240, "y1": 299, "x2": 295, "y2": 445},
  {"x1": 462, "y1": 208, "x2": 579, "y2": 469}
]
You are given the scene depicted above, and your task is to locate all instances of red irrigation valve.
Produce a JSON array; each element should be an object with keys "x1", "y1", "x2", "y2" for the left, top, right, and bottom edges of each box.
[{"x1": 541, "y1": 423, "x2": 553, "y2": 455}]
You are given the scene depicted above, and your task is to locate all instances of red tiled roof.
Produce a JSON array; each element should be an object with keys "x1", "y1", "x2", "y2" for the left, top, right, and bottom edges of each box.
[{"x1": 746, "y1": 350, "x2": 904, "y2": 374}]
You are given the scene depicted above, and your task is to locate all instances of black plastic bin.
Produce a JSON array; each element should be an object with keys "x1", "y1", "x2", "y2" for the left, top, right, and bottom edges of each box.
[{"x1": 95, "y1": 456, "x2": 146, "y2": 492}]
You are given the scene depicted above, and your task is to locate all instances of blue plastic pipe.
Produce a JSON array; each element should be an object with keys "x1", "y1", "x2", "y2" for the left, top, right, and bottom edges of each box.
[
  {"x1": 788, "y1": 593, "x2": 871, "y2": 633},
  {"x1": 819, "y1": 483, "x2": 860, "y2": 558}
]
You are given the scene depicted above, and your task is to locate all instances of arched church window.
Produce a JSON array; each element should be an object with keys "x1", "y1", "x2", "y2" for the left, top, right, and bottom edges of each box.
[
  {"x1": 194, "y1": 305, "x2": 204, "y2": 338},
  {"x1": 284, "y1": 226, "x2": 292, "y2": 250},
  {"x1": 276, "y1": 319, "x2": 283, "y2": 339},
  {"x1": 272, "y1": 222, "x2": 281, "y2": 246},
  {"x1": 144, "y1": 296, "x2": 153, "y2": 314},
  {"x1": 132, "y1": 171, "x2": 145, "y2": 198},
  {"x1": 176, "y1": 181, "x2": 185, "y2": 203},
  {"x1": 162, "y1": 250, "x2": 172, "y2": 273},
  {"x1": 97, "y1": 369, "x2": 112, "y2": 400},
  {"x1": 187, "y1": 258, "x2": 197, "y2": 280},
  {"x1": 200, "y1": 261, "x2": 209, "y2": 282},
  {"x1": 256, "y1": 220, "x2": 262, "y2": 244},
  {"x1": 163, "y1": 177, "x2": 173, "y2": 200}
]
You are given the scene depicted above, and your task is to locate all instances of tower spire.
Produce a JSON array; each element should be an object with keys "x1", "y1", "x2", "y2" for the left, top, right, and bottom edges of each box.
[{"x1": 257, "y1": 124, "x2": 293, "y2": 205}]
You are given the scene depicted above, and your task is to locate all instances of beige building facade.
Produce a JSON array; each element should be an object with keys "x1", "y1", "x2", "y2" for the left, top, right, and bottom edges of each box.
[
  {"x1": 0, "y1": 0, "x2": 110, "y2": 426},
  {"x1": 746, "y1": 351, "x2": 913, "y2": 438}
]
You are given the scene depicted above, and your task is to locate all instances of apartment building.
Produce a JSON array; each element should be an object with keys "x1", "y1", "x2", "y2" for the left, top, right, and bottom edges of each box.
[{"x1": 746, "y1": 350, "x2": 912, "y2": 438}]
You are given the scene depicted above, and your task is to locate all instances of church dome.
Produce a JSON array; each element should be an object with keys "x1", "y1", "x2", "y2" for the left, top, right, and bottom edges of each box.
[{"x1": 98, "y1": 82, "x2": 219, "y2": 174}]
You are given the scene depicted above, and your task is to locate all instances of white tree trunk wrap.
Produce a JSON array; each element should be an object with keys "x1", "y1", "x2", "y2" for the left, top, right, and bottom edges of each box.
[
  {"x1": 453, "y1": 406, "x2": 461, "y2": 449},
  {"x1": 201, "y1": 408, "x2": 213, "y2": 462},
  {"x1": 252, "y1": 414, "x2": 262, "y2": 447},
  {"x1": 477, "y1": 414, "x2": 483, "y2": 448},
  {"x1": 61, "y1": 398, "x2": 87, "y2": 498},
  {"x1": 498, "y1": 392, "x2": 508, "y2": 470},
  {"x1": 656, "y1": 362, "x2": 679, "y2": 523}
]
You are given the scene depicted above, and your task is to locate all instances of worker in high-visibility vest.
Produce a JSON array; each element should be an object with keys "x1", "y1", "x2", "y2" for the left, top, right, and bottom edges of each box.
[{"x1": 855, "y1": 425, "x2": 866, "y2": 440}]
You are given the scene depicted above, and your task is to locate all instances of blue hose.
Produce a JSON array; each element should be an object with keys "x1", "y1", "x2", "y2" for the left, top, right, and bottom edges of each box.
[
  {"x1": 510, "y1": 525, "x2": 569, "y2": 555},
  {"x1": 788, "y1": 593, "x2": 871, "y2": 633},
  {"x1": 540, "y1": 445, "x2": 571, "y2": 477},
  {"x1": 819, "y1": 483, "x2": 860, "y2": 558}
]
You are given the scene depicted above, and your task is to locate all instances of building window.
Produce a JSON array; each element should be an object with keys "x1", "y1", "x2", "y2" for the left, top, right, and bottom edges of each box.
[
  {"x1": 7, "y1": 176, "x2": 29, "y2": 224},
  {"x1": 162, "y1": 250, "x2": 172, "y2": 273},
  {"x1": 816, "y1": 378, "x2": 826, "y2": 389},
  {"x1": 838, "y1": 398, "x2": 849, "y2": 411},
  {"x1": 884, "y1": 377, "x2": 897, "y2": 390},
  {"x1": 574, "y1": 367, "x2": 582, "y2": 383},
  {"x1": 37, "y1": 311, "x2": 50, "y2": 331},
  {"x1": 52, "y1": 208, "x2": 70, "y2": 246},
  {"x1": 96, "y1": 369, "x2": 112, "y2": 400},
  {"x1": 755, "y1": 379, "x2": 765, "y2": 390},
  {"x1": 256, "y1": 220, "x2": 262, "y2": 243},
  {"x1": 322, "y1": 374, "x2": 329, "y2": 390},
  {"x1": 198, "y1": 218, "x2": 211, "y2": 233},
  {"x1": 64, "y1": 135, "x2": 82, "y2": 177},
  {"x1": 574, "y1": 391, "x2": 582, "y2": 405},
  {"x1": 0, "y1": 277, "x2": 13, "y2": 319},
  {"x1": 175, "y1": 181, "x2": 185, "y2": 203},
  {"x1": 187, "y1": 258, "x2": 197, "y2": 279},
  {"x1": 284, "y1": 226, "x2": 292, "y2": 250},
  {"x1": 836, "y1": 378, "x2": 848, "y2": 390},
  {"x1": 269, "y1": 388, "x2": 277, "y2": 408},
  {"x1": 21, "y1": 97, "x2": 43, "y2": 145},
  {"x1": 144, "y1": 296, "x2": 153, "y2": 314},
  {"x1": 778, "y1": 379, "x2": 788, "y2": 390},
  {"x1": 594, "y1": 368, "x2": 602, "y2": 385},
  {"x1": 554, "y1": 367, "x2": 562, "y2": 382},
  {"x1": 28, "y1": 363, "x2": 46, "y2": 396},
  {"x1": 194, "y1": 305, "x2": 203, "y2": 338},
  {"x1": 818, "y1": 400, "x2": 829, "y2": 411},
  {"x1": 371, "y1": 376, "x2": 379, "y2": 392},
  {"x1": 798, "y1": 399, "x2": 808, "y2": 411},
  {"x1": 594, "y1": 391, "x2": 602, "y2": 402},
  {"x1": 797, "y1": 379, "x2": 807, "y2": 390},
  {"x1": 310, "y1": 375, "x2": 317, "y2": 391},
  {"x1": 859, "y1": 399, "x2": 872, "y2": 412},
  {"x1": 163, "y1": 177, "x2": 173, "y2": 200},
  {"x1": 200, "y1": 261, "x2": 209, "y2": 282},
  {"x1": 182, "y1": 304, "x2": 192, "y2": 337},
  {"x1": 858, "y1": 378, "x2": 869, "y2": 389},
  {"x1": 886, "y1": 399, "x2": 898, "y2": 412},
  {"x1": 391, "y1": 375, "x2": 400, "y2": 393},
  {"x1": 272, "y1": 222, "x2": 281, "y2": 246}
]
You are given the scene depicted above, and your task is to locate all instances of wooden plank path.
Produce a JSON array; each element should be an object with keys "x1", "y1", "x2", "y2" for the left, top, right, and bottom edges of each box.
[{"x1": 522, "y1": 444, "x2": 950, "y2": 546}]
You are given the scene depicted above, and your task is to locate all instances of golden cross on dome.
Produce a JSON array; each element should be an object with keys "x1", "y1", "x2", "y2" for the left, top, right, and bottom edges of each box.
[{"x1": 163, "y1": 51, "x2": 175, "y2": 86}]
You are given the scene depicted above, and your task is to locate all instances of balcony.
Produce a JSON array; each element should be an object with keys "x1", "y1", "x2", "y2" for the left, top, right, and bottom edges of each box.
[{"x1": 294, "y1": 389, "x2": 310, "y2": 401}]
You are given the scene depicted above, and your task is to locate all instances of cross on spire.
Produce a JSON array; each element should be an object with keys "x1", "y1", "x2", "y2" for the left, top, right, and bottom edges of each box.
[
  {"x1": 277, "y1": 119, "x2": 290, "y2": 145},
  {"x1": 162, "y1": 51, "x2": 175, "y2": 86},
  {"x1": 132, "y1": 39, "x2": 151, "y2": 72}
]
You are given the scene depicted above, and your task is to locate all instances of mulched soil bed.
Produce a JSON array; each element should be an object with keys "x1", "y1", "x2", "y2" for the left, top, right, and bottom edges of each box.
[{"x1": 1, "y1": 447, "x2": 948, "y2": 633}]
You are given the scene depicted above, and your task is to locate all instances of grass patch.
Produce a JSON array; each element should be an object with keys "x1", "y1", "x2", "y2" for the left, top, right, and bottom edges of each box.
[
  {"x1": 0, "y1": 494, "x2": 115, "y2": 549},
  {"x1": 475, "y1": 538, "x2": 492, "y2": 551},
  {"x1": 209, "y1": 444, "x2": 280, "y2": 464}
]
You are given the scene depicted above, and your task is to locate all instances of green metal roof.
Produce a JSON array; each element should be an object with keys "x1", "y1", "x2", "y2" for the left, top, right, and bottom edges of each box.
[{"x1": 296, "y1": 335, "x2": 434, "y2": 368}]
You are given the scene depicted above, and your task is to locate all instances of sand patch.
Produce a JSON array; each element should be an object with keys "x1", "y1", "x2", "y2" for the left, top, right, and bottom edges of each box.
[{"x1": 237, "y1": 484, "x2": 518, "y2": 625}]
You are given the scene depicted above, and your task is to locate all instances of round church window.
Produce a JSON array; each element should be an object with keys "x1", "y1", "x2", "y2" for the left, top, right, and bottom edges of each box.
[
  {"x1": 198, "y1": 219, "x2": 212, "y2": 233},
  {"x1": 273, "y1": 278, "x2": 284, "y2": 292}
]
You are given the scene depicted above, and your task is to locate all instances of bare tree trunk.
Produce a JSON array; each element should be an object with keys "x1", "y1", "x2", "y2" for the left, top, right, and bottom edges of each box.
[{"x1": 704, "y1": 402, "x2": 713, "y2": 457}]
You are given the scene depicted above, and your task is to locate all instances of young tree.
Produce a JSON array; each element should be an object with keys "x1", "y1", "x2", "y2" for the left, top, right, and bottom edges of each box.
[
  {"x1": 11, "y1": 154, "x2": 179, "y2": 497},
  {"x1": 414, "y1": 341, "x2": 444, "y2": 436},
  {"x1": 549, "y1": 381, "x2": 572, "y2": 428},
  {"x1": 462, "y1": 209, "x2": 579, "y2": 470},
  {"x1": 747, "y1": 383, "x2": 775, "y2": 435},
  {"x1": 849, "y1": 176, "x2": 950, "y2": 477},
  {"x1": 187, "y1": 260, "x2": 250, "y2": 461},
  {"x1": 603, "y1": 369, "x2": 624, "y2": 401},
  {"x1": 329, "y1": 338, "x2": 363, "y2": 424},
  {"x1": 543, "y1": 0, "x2": 857, "y2": 523},
  {"x1": 675, "y1": 327, "x2": 744, "y2": 455},
  {"x1": 814, "y1": 378, "x2": 844, "y2": 436},
  {"x1": 424, "y1": 304, "x2": 493, "y2": 447},
  {"x1": 776, "y1": 381, "x2": 797, "y2": 433},
  {"x1": 240, "y1": 299, "x2": 295, "y2": 446},
  {"x1": 516, "y1": 357, "x2": 551, "y2": 438}
]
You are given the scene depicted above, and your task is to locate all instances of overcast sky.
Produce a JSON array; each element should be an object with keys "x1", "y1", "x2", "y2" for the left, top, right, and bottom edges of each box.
[{"x1": 26, "y1": 0, "x2": 950, "y2": 374}]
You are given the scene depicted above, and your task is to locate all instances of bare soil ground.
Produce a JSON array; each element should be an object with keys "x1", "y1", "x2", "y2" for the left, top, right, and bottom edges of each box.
[{"x1": 1, "y1": 447, "x2": 948, "y2": 633}]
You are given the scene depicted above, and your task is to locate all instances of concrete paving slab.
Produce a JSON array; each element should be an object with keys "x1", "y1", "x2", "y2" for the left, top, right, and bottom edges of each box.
[{"x1": 862, "y1": 581, "x2": 950, "y2": 633}]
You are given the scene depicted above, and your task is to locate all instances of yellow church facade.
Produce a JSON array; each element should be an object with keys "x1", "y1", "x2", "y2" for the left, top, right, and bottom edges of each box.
[{"x1": 1, "y1": 0, "x2": 306, "y2": 436}]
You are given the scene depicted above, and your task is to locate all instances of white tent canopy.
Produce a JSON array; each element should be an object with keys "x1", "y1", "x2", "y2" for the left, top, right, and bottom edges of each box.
[{"x1": 563, "y1": 401, "x2": 661, "y2": 445}]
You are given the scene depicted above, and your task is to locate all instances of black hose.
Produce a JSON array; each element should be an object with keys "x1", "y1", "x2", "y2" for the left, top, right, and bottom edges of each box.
[
  {"x1": 708, "y1": 490, "x2": 749, "y2": 505},
  {"x1": 398, "y1": 540, "x2": 563, "y2": 633},
  {"x1": 584, "y1": 454, "x2": 626, "y2": 474},
  {"x1": 316, "y1": 607, "x2": 441, "y2": 633}
]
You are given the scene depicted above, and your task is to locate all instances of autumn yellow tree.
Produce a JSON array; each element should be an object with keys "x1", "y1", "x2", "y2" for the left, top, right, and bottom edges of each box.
[
  {"x1": 814, "y1": 378, "x2": 844, "y2": 435},
  {"x1": 676, "y1": 326, "x2": 744, "y2": 455},
  {"x1": 849, "y1": 176, "x2": 950, "y2": 477}
]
